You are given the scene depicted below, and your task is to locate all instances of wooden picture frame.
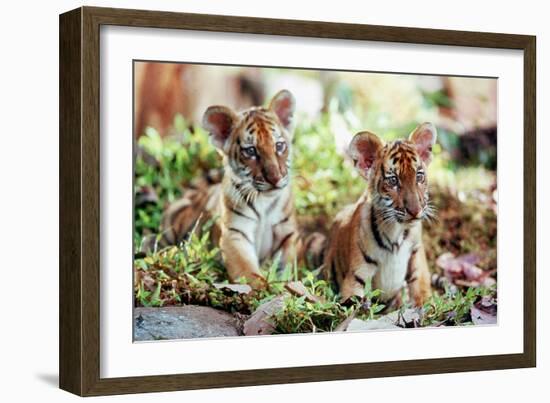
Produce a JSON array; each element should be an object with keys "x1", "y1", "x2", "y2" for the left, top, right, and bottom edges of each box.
[{"x1": 59, "y1": 6, "x2": 536, "y2": 396}]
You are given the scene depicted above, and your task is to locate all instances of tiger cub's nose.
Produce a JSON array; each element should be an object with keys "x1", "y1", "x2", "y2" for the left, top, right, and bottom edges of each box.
[
  {"x1": 266, "y1": 172, "x2": 283, "y2": 188},
  {"x1": 405, "y1": 205, "x2": 422, "y2": 219}
]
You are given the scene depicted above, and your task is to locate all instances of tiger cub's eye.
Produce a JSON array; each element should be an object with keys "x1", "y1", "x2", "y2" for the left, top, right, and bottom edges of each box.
[
  {"x1": 385, "y1": 176, "x2": 398, "y2": 187},
  {"x1": 275, "y1": 141, "x2": 287, "y2": 154},
  {"x1": 242, "y1": 146, "x2": 257, "y2": 159},
  {"x1": 416, "y1": 171, "x2": 425, "y2": 183}
]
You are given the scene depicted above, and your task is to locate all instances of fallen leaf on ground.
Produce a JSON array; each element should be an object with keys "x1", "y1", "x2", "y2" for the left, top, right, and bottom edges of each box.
[
  {"x1": 394, "y1": 308, "x2": 423, "y2": 328},
  {"x1": 334, "y1": 309, "x2": 358, "y2": 332},
  {"x1": 213, "y1": 283, "x2": 252, "y2": 295},
  {"x1": 136, "y1": 271, "x2": 156, "y2": 292},
  {"x1": 345, "y1": 317, "x2": 400, "y2": 331},
  {"x1": 285, "y1": 281, "x2": 325, "y2": 303},
  {"x1": 470, "y1": 295, "x2": 497, "y2": 325},
  {"x1": 337, "y1": 308, "x2": 423, "y2": 332},
  {"x1": 243, "y1": 295, "x2": 286, "y2": 336},
  {"x1": 436, "y1": 252, "x2": 495, "y2": 287}
]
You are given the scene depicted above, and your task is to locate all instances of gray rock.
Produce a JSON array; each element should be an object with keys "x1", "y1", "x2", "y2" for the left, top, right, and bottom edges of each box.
[
  {"x1": 243, "y1": 295, "x2": 287, "y2": 336},
  {"x1": 134, "y1": 306, "x2": 240, "y2": 341}
]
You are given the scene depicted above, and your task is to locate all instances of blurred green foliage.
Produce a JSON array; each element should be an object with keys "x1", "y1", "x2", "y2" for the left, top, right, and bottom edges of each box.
[
  {"x1": 292, "y1": 115, "x2": 362, "y2": 219},
  {"x1": 134, "y1": 120, "x2": 221, "y2": 246}
]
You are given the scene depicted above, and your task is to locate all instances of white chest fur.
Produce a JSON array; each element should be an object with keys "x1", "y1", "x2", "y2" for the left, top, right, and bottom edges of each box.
[
  {"x1": 253, "y1": 191, "x2": 286, "y2": 259},
  {"x1": 359, "y1": 210, "x2": 420, "y2": 300},
  {"x1": 355, "y1": 202, "x2": 423, "y2": 299},
  {"x1": 372, "y1": 239, "x2": 414, "y2": 300}
]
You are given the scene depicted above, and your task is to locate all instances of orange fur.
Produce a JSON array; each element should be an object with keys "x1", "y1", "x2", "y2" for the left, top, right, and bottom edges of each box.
[
  {"x1": 324, "y1": 123, "x2": 437, "y2": 306},
  {"x1": 159, "y1": 90, "x2": 298, "y2": 286}
]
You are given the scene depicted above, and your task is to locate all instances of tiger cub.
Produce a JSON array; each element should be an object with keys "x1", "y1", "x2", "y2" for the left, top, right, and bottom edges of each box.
[
  {"x1": 161, "y1": 90, "x2": 298, "y2": 287},
  {"x1": 324, "y1": 123, "x2": 437, "y2": 306}
]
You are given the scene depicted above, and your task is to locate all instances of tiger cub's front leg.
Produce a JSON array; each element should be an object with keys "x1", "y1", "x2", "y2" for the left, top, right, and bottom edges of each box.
[
  {"x1": 276, "y1": 230, "x2": 299, "y2": 269},
  {"x1": 220, "y1": 228, "x2": 264, "y2": 286},
  {"x1": 406, "y1": 245, "x2": 432, "y2": 306},
  {"x1": 271, "y1": 201, "x2": 299, "y2": 270},
  {"x1": 339, "y1": 248, "x2": 379, "y2": 303}
]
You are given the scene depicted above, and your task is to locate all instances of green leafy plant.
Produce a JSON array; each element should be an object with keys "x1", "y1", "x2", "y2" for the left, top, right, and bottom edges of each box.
[{"x1": 422, "y1": 285, "x2": 496, "y2": 326}]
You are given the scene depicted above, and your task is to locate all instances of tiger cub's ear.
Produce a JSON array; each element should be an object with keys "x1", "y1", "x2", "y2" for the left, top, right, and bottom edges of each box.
[
  {"x1": 349, "y1": 131, "x2": 384, "y2": 180},
  {"x1": 409, "y1": 122, "x2": 437, "y2": 165},
  {"x1": 269, "y1": 89, "x2": 296, "y2": 131},
  {"x1": 202, "y1": 106, "x2": 239, "y2": 150}
]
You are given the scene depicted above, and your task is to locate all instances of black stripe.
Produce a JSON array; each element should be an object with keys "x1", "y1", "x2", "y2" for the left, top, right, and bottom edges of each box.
[
  {"x1": 228, "y1": 206, "x2": 255, "y2": 221},
  {"x1": 384, "y1": 233, "x2": 399, "y2": 252},
  {"x1": 370, "y1": 206, "x2": 391, "y2": 252},
  {"x1": 167, "y1": 201, "x2": 191, "y2": 224},
  {"x1": 408, "y1": 276, "x2": 418, "y2": 283},
  {"x1": 354, "y1": 274, "x2": 366, "y2": 287},
  {"x1": 246, "y1": 199, "x2": 260, "y2": 218},
  {"x1": 379, "y1": 164, "x2": 386, "y2": 186},
  {"x1": 273, "y1": 231, "x2": 294, "y2": 254},
  {"x1": 228, "y1": 227, "x2": 253, "y2": 245},
  {"x1": 358, "y1": 242, "x2": 378, "y2": 266},
  {"x1": 397, "y1": 229, "x2": 410, "y2": 250},
  {"x1": 391, "y1": 141, "x2": 402, "y2": 151},
  {"x1": 275, "y1": 215, "x2": 290, "y2": 226},
  {"x1": 405, "y1": 248, "x2": 419, "y2": 282},
  {"x1": 246, "y1": 121, "x2": 255, "y2": 132},
  {"x1": 389, "y1": 150, "x2": 400, "y2": 161},
  {"x1": 266, "y1": 196, "x2": 279, "y2": 213},
  {"x1": 330, "y1": 261, "x2": 337, "y2": 282}
]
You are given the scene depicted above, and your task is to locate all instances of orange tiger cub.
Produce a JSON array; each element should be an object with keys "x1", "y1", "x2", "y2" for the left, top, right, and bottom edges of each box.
[
  {"x1": 324, "y1": 123, "x2": 437, "y2": 306},
  {"x1": 160, "y1": 90, "x2": 298, "y2": 287}
]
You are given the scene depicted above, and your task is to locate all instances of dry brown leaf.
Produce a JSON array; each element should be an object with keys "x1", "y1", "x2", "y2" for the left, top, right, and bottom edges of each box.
[
  {"x1": 337, "y1": 308, "x2": 423, "y2": 332},
  {"x1": 334, "y1": 309, "x2": 358, "y2": 332},
  {"x1": 470, "y1": 296, "x2": 497, "y2": 325},
  {"x1": 243, "y1": 295, "x2": 286, "y2": 336},
  {"x1": 213, "y1": 283, "x2": 252, "y2": 295},
  {"x1": 394, "y1": 309, "x2": 423, "y2": 328},
  {"x1": 470, "y1": 306, "x2": 497, "y2": 325},
  {"x1": 141, "y1": 274, "x2": 156, "y2": 292},
  {"x1": 345, "y1": 318, "x2": 400, "y2": 331},
  {"x1": 284, "y1": 281, "x2": 325, "y2": 303},
  {"x1": 436, "y1": 252, "x2": 495, "y2": 287}
]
